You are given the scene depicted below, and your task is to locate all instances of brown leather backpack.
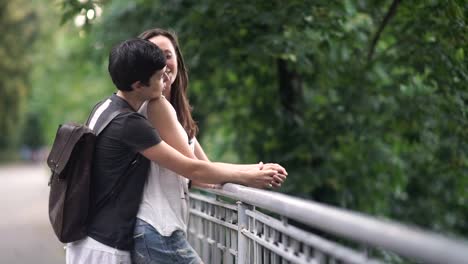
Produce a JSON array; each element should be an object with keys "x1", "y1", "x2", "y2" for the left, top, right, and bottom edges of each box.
[{"x1": 47, "y1": 108, "x2": 125, "y2": 243}]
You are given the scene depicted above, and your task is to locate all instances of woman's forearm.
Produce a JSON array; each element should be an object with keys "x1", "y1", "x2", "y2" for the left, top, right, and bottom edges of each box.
[
  {"x1": 213, "y1": 162, "x2": 260, "y2": 171},
  {"x1": 194, "y1": 138, "x2": 210, "y2": 161}
]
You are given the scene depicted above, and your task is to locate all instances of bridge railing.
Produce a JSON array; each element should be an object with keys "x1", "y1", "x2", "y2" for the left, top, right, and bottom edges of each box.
[{"x1": 187, "y1": 183, "x2": 468, "y2": 264}]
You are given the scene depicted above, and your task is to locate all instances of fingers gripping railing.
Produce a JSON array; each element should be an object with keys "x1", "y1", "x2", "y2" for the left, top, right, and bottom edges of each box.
[{"x1": 188, "y1": 183, "x2": 468, "y2": 264}]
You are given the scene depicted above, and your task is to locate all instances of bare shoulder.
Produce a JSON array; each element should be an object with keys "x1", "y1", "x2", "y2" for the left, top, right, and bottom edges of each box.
[{"x1": 147, "y1": 96, "x2": 176, "y2": 118}]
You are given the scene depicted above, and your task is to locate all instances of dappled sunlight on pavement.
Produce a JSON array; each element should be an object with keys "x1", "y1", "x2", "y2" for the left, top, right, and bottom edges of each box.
[{"x1": 0, "y1": 163, "x2": 63, "y2": 264}]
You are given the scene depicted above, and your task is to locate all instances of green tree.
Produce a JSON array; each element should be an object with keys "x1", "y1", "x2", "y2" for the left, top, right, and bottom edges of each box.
[
  {"x1": 28, "y1": 1, "x2": 114, "y2": 144},
  {"x1": 50, "y1": 0, "x2": 468, "y2": 237},
  {"x1": 0, "y1": 0, "x2": 38, "y2": 149}
]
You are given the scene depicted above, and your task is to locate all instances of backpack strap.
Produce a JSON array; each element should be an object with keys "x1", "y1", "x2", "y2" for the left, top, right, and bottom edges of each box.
[
  {"x1": 94, "y1": 108, "x2": 131, "y2": 135},
  {"x1": 88, "y1": 103, "x2": 141, "y2": 217},
  {"x1": 92, "y1": 153, "x2": 141, "y2": 215},
  {"x1": 85, "y1": 101, "x2": 103, "y2": 127},
  {"x1": 86, "y1": 98, "x2": 132, "y2": 135}
]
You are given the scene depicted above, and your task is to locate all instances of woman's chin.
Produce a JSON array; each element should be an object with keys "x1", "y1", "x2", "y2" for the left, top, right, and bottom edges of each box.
[{"x1": 163, "y1": 89, "x2": 171, "y2": 98}]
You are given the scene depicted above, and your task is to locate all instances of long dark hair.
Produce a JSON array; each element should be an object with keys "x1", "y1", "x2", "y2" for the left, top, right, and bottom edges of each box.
[{"x1": 139, "y1": 28, "x2": 198, "y2": 139}]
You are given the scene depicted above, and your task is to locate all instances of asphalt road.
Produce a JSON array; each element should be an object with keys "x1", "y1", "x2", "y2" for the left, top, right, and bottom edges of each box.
[{"x1": 0, "y1": 163, "x2": 64, "y2": 264}]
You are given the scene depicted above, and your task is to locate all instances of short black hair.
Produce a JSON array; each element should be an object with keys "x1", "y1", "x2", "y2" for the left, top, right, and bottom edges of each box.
[{"x1": 108, "y1": 38, "x2": 166, "y2": 91}]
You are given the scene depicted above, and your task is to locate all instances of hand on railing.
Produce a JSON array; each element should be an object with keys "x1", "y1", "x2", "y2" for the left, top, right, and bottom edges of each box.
[
  {"x1": 239, "y1": 162, "x2": 287, "y2": 189},
  {"x1": 258, "y1": 161, "x2": 288, "y2": 188}
]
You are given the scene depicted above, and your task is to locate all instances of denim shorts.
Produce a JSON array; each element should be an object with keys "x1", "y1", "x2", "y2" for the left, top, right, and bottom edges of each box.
[{"x1": 131, "y1": 218, "x2": 202, "y2": 264}]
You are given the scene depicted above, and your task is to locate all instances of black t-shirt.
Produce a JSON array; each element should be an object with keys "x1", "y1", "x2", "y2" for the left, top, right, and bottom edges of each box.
[{"x1": 87, "y1": 94, "x2": 161, "y2": 250}]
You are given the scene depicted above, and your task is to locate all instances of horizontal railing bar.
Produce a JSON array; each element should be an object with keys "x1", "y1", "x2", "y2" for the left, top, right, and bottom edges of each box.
[
  {"x1": 190, "y1": 192, "x2": 238, "y2": 210},
  {"x1": 228, "y1": 248, "x2": 237, "y2": 255},
  {"x1": 245, "y1": 209, "x2": 381, "y2": 264},
  {"x1": 241, "y1": 229, "x2": 317, "y2": 264},
  {"x1": 217, "y1": 243, "x2": 226, "y2": 251},
  {"x1": 190, "y1": 209, "x2": 238, "y2": 230},
  {"x1": 214, "y1": 243, "x2": 239, "y2": 256},
  {"x1": 196, "y1": 184, "x2": 468, "y2": 264}
]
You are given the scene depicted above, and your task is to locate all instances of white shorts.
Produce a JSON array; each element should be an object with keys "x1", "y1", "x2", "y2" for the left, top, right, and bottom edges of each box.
[{"x1": 66, "y1": 236, "x2": 131, "y2": 264}]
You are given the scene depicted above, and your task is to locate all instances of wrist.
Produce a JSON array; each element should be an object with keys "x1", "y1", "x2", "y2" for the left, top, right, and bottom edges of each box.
[
  {"x1": 235, "y1": 170, "x2": 248, "y2": 185},
  {"x1": 258, "y1": 161, "x2": 264, "y2": 170}
]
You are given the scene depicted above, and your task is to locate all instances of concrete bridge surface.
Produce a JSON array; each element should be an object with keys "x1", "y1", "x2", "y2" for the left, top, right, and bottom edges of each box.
[{"x1": 0, "y1": 163, "x2": 63, "y2": 264}]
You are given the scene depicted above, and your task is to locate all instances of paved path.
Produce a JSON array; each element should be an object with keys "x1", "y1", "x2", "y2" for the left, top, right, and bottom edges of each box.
[{"x1": 0, "y1": 163, "x2": 63, "y2": 264}]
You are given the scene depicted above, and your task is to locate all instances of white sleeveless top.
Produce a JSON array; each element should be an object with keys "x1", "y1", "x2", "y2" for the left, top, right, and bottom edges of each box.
[{"x1": 136, "y1": 100, "x2": 193, "y2": 236}]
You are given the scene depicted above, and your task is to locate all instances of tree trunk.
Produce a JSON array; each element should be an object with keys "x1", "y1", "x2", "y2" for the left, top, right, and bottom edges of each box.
[{"x1": 277, "y1": 58, "x2": 303, "y2": 115}]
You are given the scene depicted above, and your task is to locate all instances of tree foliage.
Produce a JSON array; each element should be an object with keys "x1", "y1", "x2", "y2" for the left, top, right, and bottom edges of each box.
[
  {"x1": 0, "y1": 0, "x2": 38, "y2": 149},
  {"x1": 23, "y1": 0, "x2": 468, "y2": 237}
]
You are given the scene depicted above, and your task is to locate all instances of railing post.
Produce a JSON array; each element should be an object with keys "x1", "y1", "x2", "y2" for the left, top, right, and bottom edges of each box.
[{"x1": 237, "y1": 201, "x2": 248, "y2": 264}]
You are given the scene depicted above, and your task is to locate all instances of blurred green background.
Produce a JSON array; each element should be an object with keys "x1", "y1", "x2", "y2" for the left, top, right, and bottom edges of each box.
[{"x1": 1, "y1": 0, "x2": 467, "y2": 239}]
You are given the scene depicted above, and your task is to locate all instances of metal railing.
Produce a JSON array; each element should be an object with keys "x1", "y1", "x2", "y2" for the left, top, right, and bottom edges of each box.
[{"x1": 187, "y1": 183, "x2": 468, "y2": 264}]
